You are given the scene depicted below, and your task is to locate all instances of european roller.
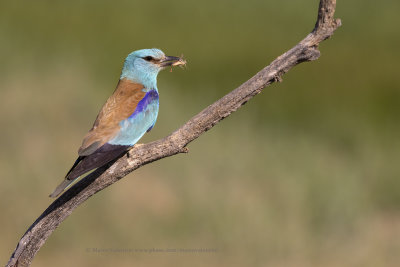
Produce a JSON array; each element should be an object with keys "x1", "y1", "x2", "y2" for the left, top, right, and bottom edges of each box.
[{"x1": 50, "y1": 48, "x2": 186, "y2": 198}]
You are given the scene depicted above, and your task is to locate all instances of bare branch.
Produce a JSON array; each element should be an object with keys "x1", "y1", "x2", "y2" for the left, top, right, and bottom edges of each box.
[{"x1": 6, "y1": 1, "x2": 341, "y2": 266}]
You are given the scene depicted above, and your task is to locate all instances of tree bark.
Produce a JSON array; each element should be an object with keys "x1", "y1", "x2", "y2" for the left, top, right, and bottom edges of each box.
[{"x1": 6, "y1": 1, "x2": 341, "y2": 266}]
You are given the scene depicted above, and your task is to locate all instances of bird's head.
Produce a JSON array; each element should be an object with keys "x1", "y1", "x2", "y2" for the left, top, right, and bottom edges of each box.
[{"x1": 120, "y1": 48, "x2": 184, "y2": 89}]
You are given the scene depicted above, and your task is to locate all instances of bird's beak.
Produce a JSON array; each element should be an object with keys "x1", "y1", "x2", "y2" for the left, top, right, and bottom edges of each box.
[{"x1": 160, "y1": 56, "x2": 185, "y2": 68}]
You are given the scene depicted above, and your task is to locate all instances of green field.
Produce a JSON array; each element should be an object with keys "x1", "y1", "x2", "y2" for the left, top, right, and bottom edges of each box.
[{"x1": 1, "y1": 0, "x2": 399, "y2": 266}]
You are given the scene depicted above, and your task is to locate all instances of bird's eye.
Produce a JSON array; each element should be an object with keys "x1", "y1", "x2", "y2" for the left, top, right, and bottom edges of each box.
[{"x1": 143, "y1": 56, "x2": 154, "y2": 61}]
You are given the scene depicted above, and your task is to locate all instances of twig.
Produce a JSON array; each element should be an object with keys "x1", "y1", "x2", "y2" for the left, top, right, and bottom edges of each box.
[{"x1": 6, "y1": 1, "x2": 341, "y2": 266}]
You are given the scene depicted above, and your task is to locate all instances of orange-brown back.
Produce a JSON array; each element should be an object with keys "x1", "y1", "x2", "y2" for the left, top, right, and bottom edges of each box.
[{"x1": 78, "y1": 79, "x2": 146, "y2": 156}]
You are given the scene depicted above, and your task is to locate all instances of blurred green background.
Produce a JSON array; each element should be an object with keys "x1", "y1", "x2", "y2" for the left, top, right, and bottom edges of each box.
[{"x1": 1, "y1": 0, "x2": 399, "y2": 266}]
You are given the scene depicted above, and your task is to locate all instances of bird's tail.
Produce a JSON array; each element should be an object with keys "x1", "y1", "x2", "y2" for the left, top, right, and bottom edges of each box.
[{"x1": 49, "y1": 179, "x2": 74, "y2": 198}]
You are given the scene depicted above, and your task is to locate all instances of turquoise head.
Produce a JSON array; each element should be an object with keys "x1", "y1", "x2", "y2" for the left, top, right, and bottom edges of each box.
[{"x1": 120, "y1": 48, "x2": 182, "y2": 89}]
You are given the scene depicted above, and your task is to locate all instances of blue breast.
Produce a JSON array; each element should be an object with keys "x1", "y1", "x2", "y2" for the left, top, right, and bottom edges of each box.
[{"x1": 108, "y1": 89, "x2": 159, "y2": 146}]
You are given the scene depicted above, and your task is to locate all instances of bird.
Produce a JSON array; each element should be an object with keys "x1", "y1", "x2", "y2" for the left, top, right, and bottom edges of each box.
[{"x1": 49, "y1": 48, "x2": 186, "y2": 198}]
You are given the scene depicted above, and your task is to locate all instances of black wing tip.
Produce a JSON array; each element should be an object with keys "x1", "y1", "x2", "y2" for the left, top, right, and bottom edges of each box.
[
  {"x1": 51, "y1": 144, "x2": 130, "y2": 198},
  {"x1": 66, "y1": 144, "x2": 130, "y2": 180}
]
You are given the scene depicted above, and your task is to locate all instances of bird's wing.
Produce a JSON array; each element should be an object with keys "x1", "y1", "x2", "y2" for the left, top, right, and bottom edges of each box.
[
  {"x1": 66, "y1": 143, "x2": 130, "y2": 179},
  {"x1": 50, "y1": 143, "x2": 130, "y2": 197},
  {"x1": 78, "y1": 79, "x2": 146, "y2": 156}
]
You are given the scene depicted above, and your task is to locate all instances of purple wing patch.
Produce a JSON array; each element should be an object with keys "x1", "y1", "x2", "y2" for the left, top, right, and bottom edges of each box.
[
  {"x1": 146, "y1": 124, "x2": 155, "y2": 132},
  {"x1": 128, "y1": 89, "x2": 159, "y2": 119}
]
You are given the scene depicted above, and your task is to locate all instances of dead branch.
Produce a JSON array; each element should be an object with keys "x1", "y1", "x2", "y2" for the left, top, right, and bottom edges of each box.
[{"x1": 6, "y1": 1, "x2": 341, "y2": 266}]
